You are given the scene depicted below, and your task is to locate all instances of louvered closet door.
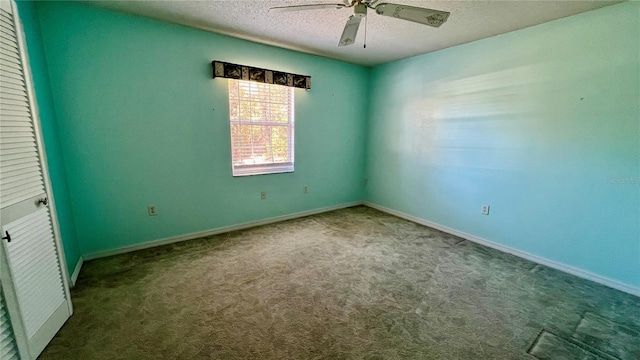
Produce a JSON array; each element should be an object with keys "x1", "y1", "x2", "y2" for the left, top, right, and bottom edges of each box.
[
  {"x1": 1, "y1": 285, "x2": 19, "y2": 360},
  {"x1": 0, "y1": 0, "x2": 71, "y2": 359}
]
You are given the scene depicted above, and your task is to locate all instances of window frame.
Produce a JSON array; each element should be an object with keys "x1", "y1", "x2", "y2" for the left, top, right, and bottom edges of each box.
[{"x1": 227, "y1": 79, "x2": 295, "y2": 177}]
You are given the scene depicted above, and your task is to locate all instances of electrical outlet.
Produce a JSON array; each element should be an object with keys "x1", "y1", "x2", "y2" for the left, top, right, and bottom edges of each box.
[
  {"x1": 303, "y1": 185, "x2": 309, "y2": 194},
  {"x1": 261, "y1": 191, "x2": 266, "y2": 200},
  {"x1": 481, "y1": 205, "x2": 490, "y2": 215},
  {"x1": 148, "y1": 205, "x2": 158, "y2": 216}
]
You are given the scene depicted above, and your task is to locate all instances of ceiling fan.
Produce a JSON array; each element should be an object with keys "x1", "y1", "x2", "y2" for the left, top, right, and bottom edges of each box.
[{"x1": 269, "y1": 0, "x2": 450, "y2": 47}]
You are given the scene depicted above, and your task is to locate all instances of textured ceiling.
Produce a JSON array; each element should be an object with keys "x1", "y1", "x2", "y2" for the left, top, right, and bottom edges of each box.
[{"x1": 85, "y1": 0, "x2": 623, "y2": 66}]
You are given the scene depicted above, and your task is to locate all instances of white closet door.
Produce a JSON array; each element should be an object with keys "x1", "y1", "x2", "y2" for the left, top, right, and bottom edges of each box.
[
  {"x1": 1, "y1": 209, "x2": 68, "y2": 351},
  {"x1": 0, "y1": 0, "x2": 72, "y2": 359},
  {"x1": 0, "y1": 287, "x2": 20, "y2": 360}
]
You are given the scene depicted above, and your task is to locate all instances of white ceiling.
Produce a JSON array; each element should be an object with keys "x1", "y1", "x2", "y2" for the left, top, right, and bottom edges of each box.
[{"x1": 85, "y1": 0, "x2": 623, "y2": 66}]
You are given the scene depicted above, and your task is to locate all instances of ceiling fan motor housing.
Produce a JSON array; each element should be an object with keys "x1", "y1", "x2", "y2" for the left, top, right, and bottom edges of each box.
[{"x1": 354, "y1": 3, "x2": 367, "y2": 18}]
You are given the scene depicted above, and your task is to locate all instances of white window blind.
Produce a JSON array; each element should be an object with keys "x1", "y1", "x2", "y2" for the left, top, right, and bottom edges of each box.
[{"x1": 228, "y1": 79, "x2": 294, "y2": 176}]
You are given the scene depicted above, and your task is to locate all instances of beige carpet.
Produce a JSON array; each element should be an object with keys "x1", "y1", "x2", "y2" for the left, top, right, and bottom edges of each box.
[{"x1": 41, "y1": 206, "x2": 640, "y2": 359}]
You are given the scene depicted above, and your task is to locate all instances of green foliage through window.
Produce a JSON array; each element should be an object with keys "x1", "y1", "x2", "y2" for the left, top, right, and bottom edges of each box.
[{"x1": 228, "y1": 80, "x2": 294, "y2": 175}]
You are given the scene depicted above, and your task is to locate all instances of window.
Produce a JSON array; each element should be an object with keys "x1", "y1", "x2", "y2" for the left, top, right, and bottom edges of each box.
[{"x1": 228, "y1": 79, "x2": 294, "y2": 176}]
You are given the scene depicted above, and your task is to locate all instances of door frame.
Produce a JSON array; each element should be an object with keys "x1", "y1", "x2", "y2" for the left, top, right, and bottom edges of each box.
[{"x1": 1, "y1": 0, "x2": 74, "y2": 357}]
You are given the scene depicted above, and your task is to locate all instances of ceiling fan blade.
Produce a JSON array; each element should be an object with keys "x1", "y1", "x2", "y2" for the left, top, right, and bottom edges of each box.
[
  {"x1": 338, "y1": 15, "x2": 362, "y2": 47},
  {"x1": 269, "y1": 3, "x2": 347, "y2": 12},
  {"x1": 374, "y1": 3, "x2": 449, "y2": 27}
]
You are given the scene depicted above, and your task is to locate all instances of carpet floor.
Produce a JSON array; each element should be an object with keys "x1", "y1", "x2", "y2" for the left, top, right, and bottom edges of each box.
[{"x1": 41, "y1": 206, "x2": 639, "y2": 359}]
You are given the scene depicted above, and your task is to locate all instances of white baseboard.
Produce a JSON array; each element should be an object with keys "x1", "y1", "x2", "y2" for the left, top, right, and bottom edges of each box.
[
  {"x1": 364, "y1": 201, "x2": 640, "y2": 297},
  {"x1": 83, "y1": 201, "x2": 364, "y2": 261},
  {"x1": 70, "y1": 256, "x2": 83, "y2": 287}
]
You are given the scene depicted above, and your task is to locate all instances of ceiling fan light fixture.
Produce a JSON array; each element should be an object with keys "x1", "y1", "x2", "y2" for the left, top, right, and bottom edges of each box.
[{"x1": 354, "y1": 3, "x2": 367, "y2": 18}]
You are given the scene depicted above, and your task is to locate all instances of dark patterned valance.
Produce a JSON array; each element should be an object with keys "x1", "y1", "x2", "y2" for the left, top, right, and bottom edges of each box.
[{"x1": 212, "y1": 61, "x2": 311, "y2": 90}]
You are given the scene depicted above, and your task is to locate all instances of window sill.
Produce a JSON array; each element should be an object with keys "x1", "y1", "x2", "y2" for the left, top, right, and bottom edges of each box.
[{"x1": 232, "y1": 164, "x2": 294, "y2": 177}]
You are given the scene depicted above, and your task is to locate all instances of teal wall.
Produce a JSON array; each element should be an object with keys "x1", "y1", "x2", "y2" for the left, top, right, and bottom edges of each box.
[
  {"x1": 18, "y1": 0, "x2": 638, "y2": 290},
  {"x1": 366, "y1": 2, "x2": 639, "y2": 288},
  {"x1": 15, "y1": 0, "x2": 81, "y2": 276},
  {"x1": 34, "y1": 1, "x2": 368, "y2": 255}
]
